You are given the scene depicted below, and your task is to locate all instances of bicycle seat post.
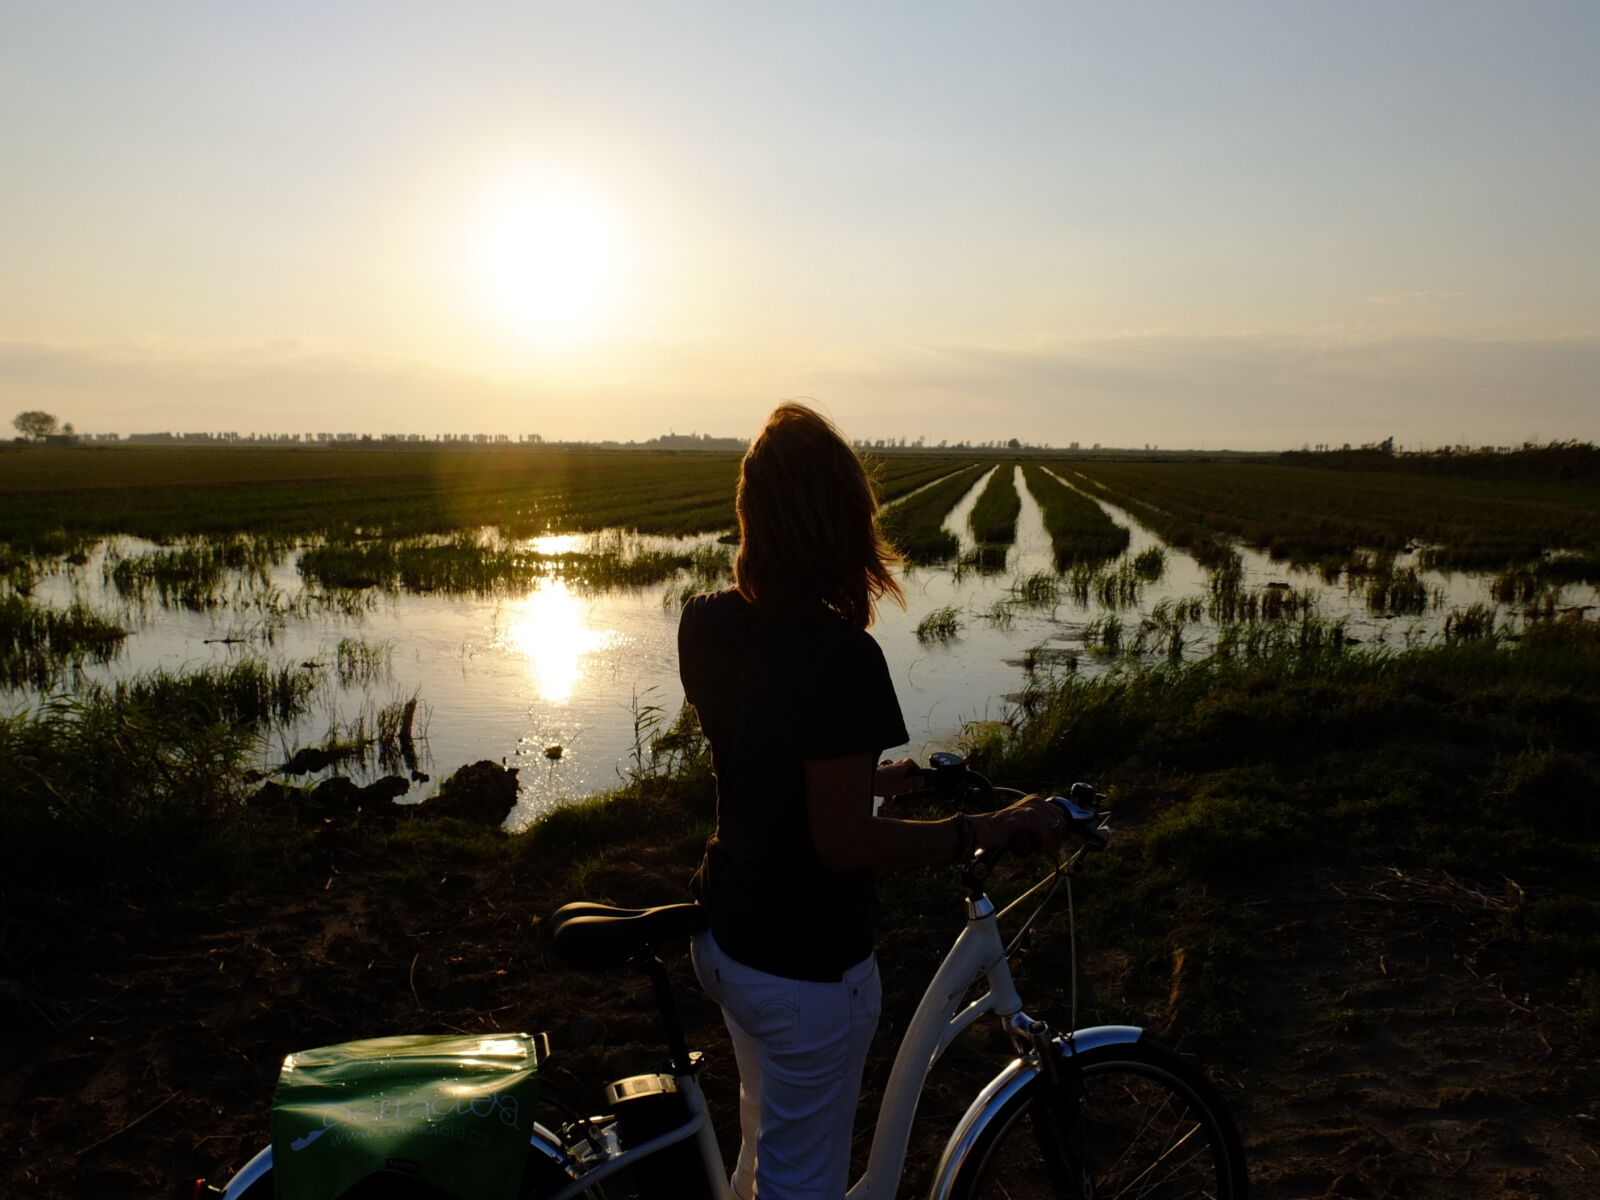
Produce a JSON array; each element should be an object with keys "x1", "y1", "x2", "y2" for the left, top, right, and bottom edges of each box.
[{"x1": 641, "y1": 954, "x2": 696, "y2": 1076}]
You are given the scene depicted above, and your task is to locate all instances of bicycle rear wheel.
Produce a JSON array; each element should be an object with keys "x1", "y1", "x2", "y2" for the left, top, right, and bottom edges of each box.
[{"x1": 954, "y1": 1040, "x2": 1247, "y2": 1200}]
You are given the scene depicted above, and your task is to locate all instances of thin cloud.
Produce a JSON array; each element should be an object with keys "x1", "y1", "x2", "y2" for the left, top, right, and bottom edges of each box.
[
  {"x1": 1365, "y1": 291, "x2": 1455, "y2": 305},
  {"x1": 805, "y1": 332, "x2": 1600, "y2": 448}
]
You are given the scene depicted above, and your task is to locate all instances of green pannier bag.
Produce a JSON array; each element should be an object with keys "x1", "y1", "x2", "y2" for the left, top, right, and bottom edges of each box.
[{"x1": 270, "y1": 1033, "x2": 541, "y2": 1200}]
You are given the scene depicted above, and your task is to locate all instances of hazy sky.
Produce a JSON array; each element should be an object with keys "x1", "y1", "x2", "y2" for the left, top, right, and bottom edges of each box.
[{"x1": 3, "y1": 1, "x2": 1595, "y2": 449}]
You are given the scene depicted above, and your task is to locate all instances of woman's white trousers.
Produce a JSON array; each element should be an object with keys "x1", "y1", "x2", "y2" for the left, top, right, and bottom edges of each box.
[{"x1": 691, "y1": 930, "x2": 880, "y2": 1200}]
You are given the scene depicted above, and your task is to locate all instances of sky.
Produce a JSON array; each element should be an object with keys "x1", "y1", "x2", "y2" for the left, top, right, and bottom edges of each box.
[{"x1": 2, "y1": 1, "x2": 1596, "y2": 450}]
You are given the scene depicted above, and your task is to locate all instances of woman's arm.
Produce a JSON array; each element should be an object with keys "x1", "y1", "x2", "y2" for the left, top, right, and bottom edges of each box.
[{"x1": 806, "y1": 753, "x2": 1058, "y2": 872}]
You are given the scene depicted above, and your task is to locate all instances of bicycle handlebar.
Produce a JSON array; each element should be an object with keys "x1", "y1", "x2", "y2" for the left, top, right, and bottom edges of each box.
[{"x1": 906, "y1": 753, "x2": 1110, "y2": 860}]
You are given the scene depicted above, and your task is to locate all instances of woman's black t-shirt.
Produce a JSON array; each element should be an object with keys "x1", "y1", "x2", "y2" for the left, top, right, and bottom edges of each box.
[{"x1": 679, "y1": 589, "x2": 909, "y2": 982}]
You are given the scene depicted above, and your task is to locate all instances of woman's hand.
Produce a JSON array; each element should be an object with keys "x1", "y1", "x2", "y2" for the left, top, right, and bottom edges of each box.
[
  {"x1": 872, "y1": 758, "x2": 922, "y2": 798},
  {"x1": 972, "y1": 794, "x2": 1067, "y2": 856}
]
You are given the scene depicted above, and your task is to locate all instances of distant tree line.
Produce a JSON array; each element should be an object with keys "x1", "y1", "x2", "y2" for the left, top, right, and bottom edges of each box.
[
  {"x1": 1278, "y1": 440, "x2": 1600, "y2": 485},
  {"x1": 12, "y1": 410, "x2": 72, "y2": 440}
]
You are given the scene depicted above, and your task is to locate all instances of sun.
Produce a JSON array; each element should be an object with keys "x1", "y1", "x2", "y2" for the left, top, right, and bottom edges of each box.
[{"x1": 475, "y1": 171, "x2": 624, "y2": 341}]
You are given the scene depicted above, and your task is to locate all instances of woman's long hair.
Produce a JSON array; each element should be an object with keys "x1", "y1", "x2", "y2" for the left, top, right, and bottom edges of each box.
[{"x1": 734, "y1": 402, "x2": 904, "y2": 630}]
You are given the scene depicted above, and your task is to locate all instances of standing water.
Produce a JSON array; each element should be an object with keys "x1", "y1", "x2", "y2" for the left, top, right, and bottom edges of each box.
[{"x1": 9, "y1": 470, "x2": 1591, "y2": 825}]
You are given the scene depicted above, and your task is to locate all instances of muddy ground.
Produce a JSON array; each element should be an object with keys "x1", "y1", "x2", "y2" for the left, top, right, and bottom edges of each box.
[{"x1": 2, "y1": 809, "x2": 1596, "y2": 1200}]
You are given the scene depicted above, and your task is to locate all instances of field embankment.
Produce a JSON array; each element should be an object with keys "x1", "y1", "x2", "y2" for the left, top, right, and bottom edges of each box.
[{"x1": 3, "y1": 621, "x2": 1598, "y2": 1198}]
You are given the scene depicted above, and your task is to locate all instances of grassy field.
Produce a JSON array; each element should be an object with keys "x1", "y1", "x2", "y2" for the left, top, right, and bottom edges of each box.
[{"x1": 5, "y1": 616, "x2": 1597, "y2": 1196}]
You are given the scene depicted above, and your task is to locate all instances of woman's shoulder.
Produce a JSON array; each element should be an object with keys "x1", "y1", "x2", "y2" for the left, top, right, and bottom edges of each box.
[
  {"x1": 682, "y1": 587, "x2": 742, "y2": 616},
  {"x1": 679, "y1": 587, "x2": 746, "y2": 634}
]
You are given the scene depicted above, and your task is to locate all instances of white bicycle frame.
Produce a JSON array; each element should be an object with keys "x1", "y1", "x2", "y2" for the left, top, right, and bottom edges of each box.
[
  {"x1": 221, "y1": 882, "x2": 1144, "y2": 1200},
  {"x1": 546, "y1": 888, "x2": 1142, "y2": 1200}
]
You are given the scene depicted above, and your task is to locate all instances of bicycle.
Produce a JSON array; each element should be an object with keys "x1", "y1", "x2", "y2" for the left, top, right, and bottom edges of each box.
[{"x1": 209, "y1": 752, "x2": 1248, "y2": 1199}]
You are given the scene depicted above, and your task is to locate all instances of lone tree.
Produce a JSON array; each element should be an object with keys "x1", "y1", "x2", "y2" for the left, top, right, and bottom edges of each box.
[{"x1": 13, "y1": 410, "x2": 59, "y2": 440}]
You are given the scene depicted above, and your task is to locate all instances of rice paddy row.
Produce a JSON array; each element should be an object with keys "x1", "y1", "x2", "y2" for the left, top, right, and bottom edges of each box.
[
  {"x1": 878, "y1": 464, "x2": 988, "y2": 564},
  {"x1": 1068, "y1": 458, "x2": 1600, "y2": 573},
  {"x1": 1021, "y1": 464, "x2": 1132, "y2": 568},
  {"x1": 967, "y1": 463, "x2": 1021, "y2": 545}
]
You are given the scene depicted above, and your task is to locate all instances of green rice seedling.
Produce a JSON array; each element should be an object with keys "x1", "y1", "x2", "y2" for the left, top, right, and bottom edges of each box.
[
  {"x1": 376, "y1": 692, "x2": 427, "y2": 774},
  {"x1": 1131, "y1": 546, "x2": 1167, "y2": 580},
  {"x1": 915, "y1": 605, "x2": 962, "y2": 643},
  {"x1": 299, "y1": 534, "x2": 698, "y2": 596},
  {"x1": 283, "y1": 585, "x2": 381, "y2": 619},
  {"x1": 1014, "y1": 642, "x2": 1078, "y2": 679},
  {"x1": 1171, "y1": 595, "x2": 1205, "y2": 623},
  {"x1": 1011, "y1": 570, "x2": 1061, "y2": 610},
  {"x1": 968, "y1": 464, "x2": 1021, "y2": 545},
  {"x1": 1082, "y1": 613, "x2": 1123, "y2": 655},
  {"x1": 1065, "y1": 563, "x2": 1093, "y2": 606},
  {"x1": 1491, "y1": 568, "x2": 1542, "y2": 604},
  {"x1": 1020, "y1": 465, "x2": 1130, "y2": 568},
  {"x1": 1260, "y1": 584, "x2": 1317, "y2": 621},
  {"x1": 1522, "y1": 589, "x2": 1564, "y2": 621},
  {"x1": 1093, "y1": 563, "x2": 1144, "y2": 609},
  {"x1": 1365, "y1": 566, "x2": 1430, "y2": 616},
  {"x1": 1444, "y1": 604, "x2": 1497, "y2": 641},
  {"x1": 565, "y1": 550, "x2": 700, "y2": 593},
  {"x1": 975, "y1": 598, "x2": 1017, "y2": 629},
  {"x1": 1341, "y1": 550, "x2": 1377, "y2": 578},
  {"x1": 335, "y1": 637, "x2": 393, "y2": 687},
  {"x1": 1208, "y1": 578, "x2": 1316, "y2": 624},
  {"x1": 0, "y1": 594, "x2": 128, "y2": 688},
  {"x1": 104, "y1": 537, "x2": 283, "y2": 611},
  {"x1": 1190, "y1": 536, "x2": 1243, "y2": 572},
  {"x1": 1148, "y1": 598, "x2": 1199, "y2": 630},
  {"x1": 1295, "y1": 614, "x2": 1347, "y2": 651},
  {"x1": 2, "y1": 552, "x2": 39, "y2": 596}
]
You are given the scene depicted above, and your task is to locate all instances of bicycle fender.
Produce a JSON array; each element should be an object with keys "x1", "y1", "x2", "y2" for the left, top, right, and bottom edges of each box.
[
  {"x1": 219, "y1": 1146, "x2": 271, "y2": 1199},
  {"x1": 925, "y1": 1025, "x2": 1144, "y2": 1200}
]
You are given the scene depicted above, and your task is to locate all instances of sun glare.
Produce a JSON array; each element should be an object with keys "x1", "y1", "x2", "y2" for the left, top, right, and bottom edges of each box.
[
  {"x1": 502, "y1": 581, "x2": 621, "y2": 702},
  {"x1": 475, "y1": 171, "x2": 624, "y2": 341}
]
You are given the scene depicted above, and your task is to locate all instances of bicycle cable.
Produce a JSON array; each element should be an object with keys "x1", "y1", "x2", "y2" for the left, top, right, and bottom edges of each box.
[{"x1": 1067, "y1": 873, "x2": 1078, "y2": 1035}]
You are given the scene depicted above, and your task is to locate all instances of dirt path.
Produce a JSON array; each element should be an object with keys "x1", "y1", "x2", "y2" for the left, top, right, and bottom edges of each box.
[
  {"x1": 1225, "y1": 867, "x2": 1599, "y2": 1197},
  {"x1": 2, "y1": 843, "x2": 1595, "y2": 1198}
]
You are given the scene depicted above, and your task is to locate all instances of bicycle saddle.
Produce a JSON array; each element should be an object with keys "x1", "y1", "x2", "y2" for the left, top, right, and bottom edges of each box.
[{"x1": 551, "y1": 901, "x2": 708, "y2": 970}]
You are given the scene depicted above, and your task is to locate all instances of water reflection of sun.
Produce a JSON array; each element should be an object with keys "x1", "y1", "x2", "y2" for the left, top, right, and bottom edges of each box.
[{"x1": 503, "y1": 581, "x2": 620, "y2": 702}]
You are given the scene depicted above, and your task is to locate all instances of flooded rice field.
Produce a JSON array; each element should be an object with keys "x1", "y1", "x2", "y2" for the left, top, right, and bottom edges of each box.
[{"x1": 9, "y1": 467, "x2": 1594, "y2": 824}]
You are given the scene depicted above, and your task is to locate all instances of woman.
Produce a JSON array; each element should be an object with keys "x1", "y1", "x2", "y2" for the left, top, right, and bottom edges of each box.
[{"x1": 680, "y1": 403, "x2": 1059, "y2": 1199}]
